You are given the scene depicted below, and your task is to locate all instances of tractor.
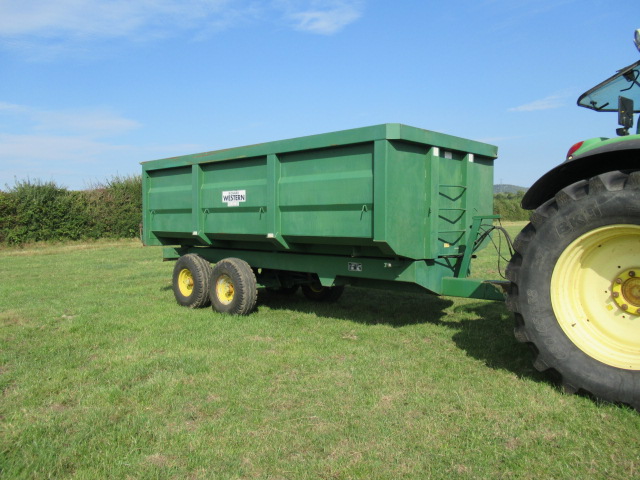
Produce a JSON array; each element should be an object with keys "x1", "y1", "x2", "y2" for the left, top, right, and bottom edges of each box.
[{"x1": 506, "y1": 30, "x2": 640, "y2": 409}]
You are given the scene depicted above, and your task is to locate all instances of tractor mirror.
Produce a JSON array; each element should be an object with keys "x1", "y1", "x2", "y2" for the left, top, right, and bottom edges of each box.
[
  {"x1": 616, "y1": 96, "x2": 634, "y2": 136},
  {"x1": 635, "y1": 29, "x2": 640, "y2": 53}
]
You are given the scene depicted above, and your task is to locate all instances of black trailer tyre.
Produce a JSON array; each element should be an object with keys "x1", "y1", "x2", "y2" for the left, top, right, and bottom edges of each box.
[
  {"x1": 301, "y1": 283, "x2": 344, "y2": 302},
  {"x1": 506, "y1": 170, "x2": 640, "y2": 409},
  {"x1": 172, "y1": 254, "x2": 212, "y2": 308},
  {"x1": 210, "y1": 258, "x2": 257, "y2": 315}
]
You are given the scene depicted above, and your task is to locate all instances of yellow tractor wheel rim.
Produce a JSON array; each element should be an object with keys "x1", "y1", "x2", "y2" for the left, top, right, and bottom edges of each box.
[
  {"x1": 551, "y1": 224, "x2": 640, "y2": 370},
  {"x1": 178, "y1": 268, "x2": 195, "y2": 297},
  {"x1": 215, "y1": 274, "x2": 235, "y2": 305}
]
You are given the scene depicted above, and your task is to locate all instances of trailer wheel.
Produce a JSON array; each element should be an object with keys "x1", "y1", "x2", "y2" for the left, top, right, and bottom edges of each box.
[
  {"x1": 506, "y1": 170, "x2": 640, "y2": 409},
  {"x1": 172, "y1": 254, "x2": 212, "y2": 308},
  {"x1": 301, "y1": 283, "x2": 344, "y2": 302},
  {"x1": 210, "y1": 258, "x2": 257, "y2": 315}
]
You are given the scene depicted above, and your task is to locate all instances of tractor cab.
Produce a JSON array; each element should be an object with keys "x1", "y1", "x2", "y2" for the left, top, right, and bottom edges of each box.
[{"x1": 577, "y1": 29, "x2": 640, "y2": 136}]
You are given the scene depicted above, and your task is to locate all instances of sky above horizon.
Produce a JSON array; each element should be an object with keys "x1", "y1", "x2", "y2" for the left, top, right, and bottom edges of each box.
[{"x1": 1, "y1": 0, "x2": 639, "y2": 191}]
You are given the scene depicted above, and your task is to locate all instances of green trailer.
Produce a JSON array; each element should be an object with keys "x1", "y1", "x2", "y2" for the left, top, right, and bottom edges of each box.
[{"x1": 142, "y1": 123, "x2": 505, "y2": 315}]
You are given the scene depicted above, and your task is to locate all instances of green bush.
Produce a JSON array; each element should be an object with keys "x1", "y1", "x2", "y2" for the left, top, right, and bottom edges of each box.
[
  {"x1": 0, "y1": 190, "x2": 17, "y2": 244},
  {"x1": 0, "y1": 176, "x2": 142, "y2": 245},
  {"x1": 83, "y1": 175, "x2": 142, "y2": 239},
  {"x1": 0, "y1": 180, "x2": 85, "y2": 244},
  {"x1": 493, "y1": 191, "x2": 530, "y2": 221}
]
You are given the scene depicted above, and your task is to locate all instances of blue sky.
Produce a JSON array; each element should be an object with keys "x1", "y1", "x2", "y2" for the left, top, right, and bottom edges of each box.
[{"x1": 1, "y1": 0, "x2": 639, "y2": 190}]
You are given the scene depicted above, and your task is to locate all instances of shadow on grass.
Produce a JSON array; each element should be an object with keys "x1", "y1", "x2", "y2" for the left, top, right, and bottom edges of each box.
[
  {"x1": 259, "y1": 286, "x2": 547, "y2": 383},
  {"x1": 258, "y1": 286, "x2": 454, "y2": 327},
  {"x1": 449, "y1": 301, "x2": 547, "y2": 382}
]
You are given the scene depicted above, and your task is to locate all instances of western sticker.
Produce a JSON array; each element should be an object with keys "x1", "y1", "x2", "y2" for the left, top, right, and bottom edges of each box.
[{"x1": 222, "y1": 190, "x2": 246, "y2": 207}]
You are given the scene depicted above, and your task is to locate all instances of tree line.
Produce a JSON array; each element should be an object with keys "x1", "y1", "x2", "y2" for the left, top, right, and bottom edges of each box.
[
  {"x1": 0, "y1": 176, "x2": 141, "y2": 245},
  {"x1": 492, "y1": 191, "x2": 529, "y2": 222}
]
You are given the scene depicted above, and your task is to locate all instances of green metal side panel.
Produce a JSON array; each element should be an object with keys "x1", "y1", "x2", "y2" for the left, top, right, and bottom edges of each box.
[
  {"x1": 142, "y1": 124, "x2": 497, "y2": 274},
  {"x1": 143, "y1": 166, "x2": 193, "y2": 246},
  {"x1": 202, "y1": 156, "x2": 268, "y2": 238},
  {"x1": 375, "y1": 140, "x2": 429, "y2": 259},
  {"x1": 278, "y1": 143, "x2": 373, "y2": 241}
]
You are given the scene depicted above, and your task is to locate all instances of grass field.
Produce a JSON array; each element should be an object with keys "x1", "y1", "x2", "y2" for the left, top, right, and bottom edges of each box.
[{"x1": 1, "y1": 222, "x2": 639, "y2": 479}]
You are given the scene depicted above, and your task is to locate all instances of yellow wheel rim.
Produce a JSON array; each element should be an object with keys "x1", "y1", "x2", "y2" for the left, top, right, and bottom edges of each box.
[
  {"x1": 551, "y1": 224, "x2": 640, "y2": 370},
  {"x1": 215, "y1": 274, "x2": 235, "y2": 305},
  {"x1": 178, "y1": 268, "x2": 195, "y2": 297}
]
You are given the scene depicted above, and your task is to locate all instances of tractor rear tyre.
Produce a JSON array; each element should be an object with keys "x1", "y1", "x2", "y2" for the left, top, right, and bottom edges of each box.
[
  {"x1": 506, "y1": 170, "x2": 640, "y2": 410},
  {"x1": 172, "y1": 254, "x2": 212, "y2": 308},
  {"x1": 210, "y1": 258, "x2": 258, "y2": 315}
]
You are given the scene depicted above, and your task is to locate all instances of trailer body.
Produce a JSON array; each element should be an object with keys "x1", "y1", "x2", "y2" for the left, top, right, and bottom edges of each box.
[{"x1": 142, "y1": 123, "x2": 501, "y2": 299}]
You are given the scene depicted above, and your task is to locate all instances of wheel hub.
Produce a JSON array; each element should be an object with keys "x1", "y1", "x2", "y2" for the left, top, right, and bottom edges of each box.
[
  {"x1": 216, "y1": 274, "x2": 235, "y2": 305},
  {"x1": 178, "y1": 269, "x2": 194, "y2": 296},
  {"x1": 612, "y1": 269, "x2": 640, "y2": 315}
]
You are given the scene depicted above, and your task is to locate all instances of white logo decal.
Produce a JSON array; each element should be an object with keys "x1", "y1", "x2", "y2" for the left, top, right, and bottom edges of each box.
[{"x1": 222, "y1": 190, "x2": 246, "y2": 207}]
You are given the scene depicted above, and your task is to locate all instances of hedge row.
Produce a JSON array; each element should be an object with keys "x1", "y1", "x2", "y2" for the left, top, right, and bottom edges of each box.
[
  {"x1": 0, "y1": 176, "x2": 142, "y2": 245},
  {"x1": 492, "y1": 191, "x2": 530, "y2": 222},
  {"x1": 0, "y1": 178, "x2": 530, "y2": 245}
]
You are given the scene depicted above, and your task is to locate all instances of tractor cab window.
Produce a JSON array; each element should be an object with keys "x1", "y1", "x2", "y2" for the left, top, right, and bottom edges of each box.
[{"x1": 578, "y1": 61, "x2": 640, "y2": 113}]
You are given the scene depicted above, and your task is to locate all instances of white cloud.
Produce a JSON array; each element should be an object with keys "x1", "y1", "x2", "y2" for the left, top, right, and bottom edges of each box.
[
  {"x1": 0, "y1": 134, "x2": 202, "y2": 190},
  {"x1": 284, "y1": 0, "x2": 364, "y2": 35},
  {"x1": 0, "y1": 102, "x2": 30, "y2": 114},
  {"x1": 0, "y1": 0, "x2": 232, "y2": 38},
  {"x1": 0, "y1": 101, "x2": 207, "y2": 189},
  {"x1": 0, "y1": 132, "x2": 197, "y2": 165},
  {"x1": 33, "y1": 110, "x2": 141, "y2": 137},
  {"x1": 0, "y1": 0, "x2": 364, "y2": 55},
  {"x1": 0, "y1": 133, "x2": 114, "y2": 162},
  {"x1": 0, "y1": 103, "x2": 141, "y2": 137},
  {"x1": 0, "y1": 0, "x2": 364, "y2": 44},
  {"x1": 0, "y1": 0, "x2": 259, "y2": 58},
  {"x1": 0, "y1": 103, "x2": 143, "y2": 188},
  {"x1": 0, "y1": 132, "x2": 125, "y2": 189},
  {"x1": 0, "y1": 138, "x2": 202, "y2": 190},
  {"x1": 508, "y1": 94, "x2": 567, "y2": 112}
]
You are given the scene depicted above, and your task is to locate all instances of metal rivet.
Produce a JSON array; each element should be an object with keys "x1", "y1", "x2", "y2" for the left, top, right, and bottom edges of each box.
[
  {"x1": 612, "y1": 292, "x2": 620, "y2": 298},
  {"x1": 616, "y1": 278, "x2": 623, "y2": 284},
  {"x1": 622, "y1": 304, "x2": 629, "y2": 310},
  {"x1": 629, "y1": 271, "x2": 636, "y2": 277}
]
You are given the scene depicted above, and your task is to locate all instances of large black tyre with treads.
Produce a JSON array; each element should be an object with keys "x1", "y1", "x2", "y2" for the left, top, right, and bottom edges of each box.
[
  {"x1": 506, "y1": 170, "x2": 640, "y2": 409},
  {"x1": 210, "y1": 258, "x2": 258, "y2": 315},
  {"x1": 172, "y1": 254, "x2": 212, "y2": 308}
]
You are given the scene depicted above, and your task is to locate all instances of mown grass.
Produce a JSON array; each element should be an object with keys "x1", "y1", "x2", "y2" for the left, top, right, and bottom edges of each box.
[{"x1": 1, "y1": 224, "x2": 639, "y2": 479}]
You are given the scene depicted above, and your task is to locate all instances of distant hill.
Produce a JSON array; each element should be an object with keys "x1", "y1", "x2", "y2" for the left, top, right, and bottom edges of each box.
[{"x1": 494, "y1": 184, "x2": 528, "y2": 194}]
